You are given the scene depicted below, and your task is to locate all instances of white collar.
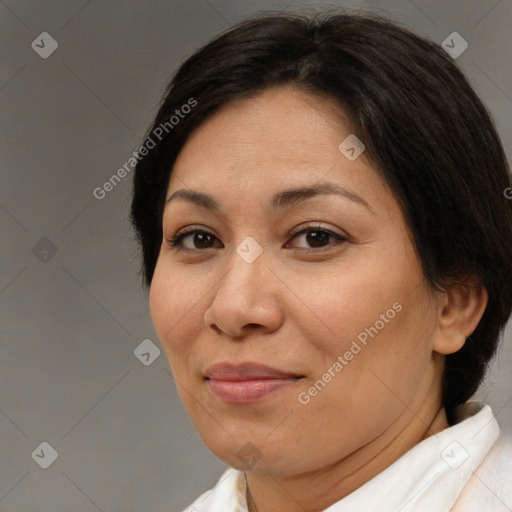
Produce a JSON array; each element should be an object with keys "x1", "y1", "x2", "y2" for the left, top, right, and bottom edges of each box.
[{"x1": 186, "y1": 402, "x2": 499, "y2": 512}]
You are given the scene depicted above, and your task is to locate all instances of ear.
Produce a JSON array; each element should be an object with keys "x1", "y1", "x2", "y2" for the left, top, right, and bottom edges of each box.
[{"x1": 433, "y1": 276, "x2": 488, "y2": 355}]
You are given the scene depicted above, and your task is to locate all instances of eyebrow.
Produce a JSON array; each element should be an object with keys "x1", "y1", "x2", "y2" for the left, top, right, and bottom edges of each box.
[{"x1": 165, "y1": 182, "x2": 374, "y2": 214}]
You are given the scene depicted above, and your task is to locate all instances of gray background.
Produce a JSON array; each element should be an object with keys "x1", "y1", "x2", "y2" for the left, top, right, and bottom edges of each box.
[{"x1": 1, "y1": 0, "x2": 511, "y2": 511}]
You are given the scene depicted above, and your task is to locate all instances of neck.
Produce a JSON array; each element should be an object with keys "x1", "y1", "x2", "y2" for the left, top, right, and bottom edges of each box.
[{"x1": 246, "y1": 374, "x2": 449, "y2": 512}]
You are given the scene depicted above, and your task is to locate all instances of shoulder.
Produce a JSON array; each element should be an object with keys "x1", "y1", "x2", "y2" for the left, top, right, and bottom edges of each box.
[
  {"x1": 452, "y1": 433, "x2": 512, "y2": 511},
  {"x1": 180, "y1": 468, "x2": 247, "y2": 512}
]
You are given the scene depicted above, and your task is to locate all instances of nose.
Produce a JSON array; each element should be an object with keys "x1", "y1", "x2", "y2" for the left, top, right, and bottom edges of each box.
[{"x1": 203, "y1": 244, "x2": 284, "y2": 338}]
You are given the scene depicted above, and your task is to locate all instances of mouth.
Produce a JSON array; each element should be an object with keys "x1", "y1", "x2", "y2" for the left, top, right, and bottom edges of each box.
[{"x1": 204, "y1": 362, "x2": 305, "y2": 404}]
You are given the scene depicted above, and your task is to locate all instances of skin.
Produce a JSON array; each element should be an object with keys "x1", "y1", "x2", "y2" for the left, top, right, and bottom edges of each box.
[{"x1": 149, "y1": 86, "x2": 488, "y2": 512}]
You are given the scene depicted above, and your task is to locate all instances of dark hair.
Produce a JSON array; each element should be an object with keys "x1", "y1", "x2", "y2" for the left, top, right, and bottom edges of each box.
[{"x1": 130, "y1": 10, "x2": 512, "y2": 421}]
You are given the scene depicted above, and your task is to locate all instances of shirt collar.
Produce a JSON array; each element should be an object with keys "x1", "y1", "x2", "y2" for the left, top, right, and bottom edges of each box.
[{"x1": 188, "y1": 402, "x2": 499, "y2": 512}]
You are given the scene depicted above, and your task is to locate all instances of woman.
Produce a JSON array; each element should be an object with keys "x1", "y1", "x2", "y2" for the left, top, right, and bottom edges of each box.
[{"x1": 130, "y1": 11, "x2": 512, "y2": 512}]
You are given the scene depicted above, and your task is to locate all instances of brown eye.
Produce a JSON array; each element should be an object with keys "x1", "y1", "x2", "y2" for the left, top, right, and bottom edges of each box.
[
  {"x1": 288, "y1": 227, "x2": 346, "y2": 251},
  {"x1": 303, "y1": 230, "x2": 331, "y2": 248},
  {"x1": 167, "y1": 230, "x2": 222, "y2": 250},
  {"x1": 190, "y1": 232, "x2": 216, "y2": 249}
]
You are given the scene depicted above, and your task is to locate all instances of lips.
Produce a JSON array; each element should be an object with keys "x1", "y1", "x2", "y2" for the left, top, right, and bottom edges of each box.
[
  {"x1": 204, "y1": 362, "x2": 304, "y2": 381},
  {"x1": 204, "y1": 362, "x2": 305, "y2": 403}
]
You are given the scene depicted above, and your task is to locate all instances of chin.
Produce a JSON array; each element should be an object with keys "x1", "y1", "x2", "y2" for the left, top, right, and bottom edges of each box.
[{"x1": 206, "y1": 432, "x2": 302, "y2": 475}]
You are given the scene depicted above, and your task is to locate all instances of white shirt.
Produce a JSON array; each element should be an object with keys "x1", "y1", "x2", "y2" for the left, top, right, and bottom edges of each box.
[{"x1": 182, "y1": 402, "x2": 511, "y2": 511}]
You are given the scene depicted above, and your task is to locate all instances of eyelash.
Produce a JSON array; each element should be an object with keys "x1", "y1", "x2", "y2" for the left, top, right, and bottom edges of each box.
[{"x1": 165, "y1": 223, "x2": 347, "y2": 253}]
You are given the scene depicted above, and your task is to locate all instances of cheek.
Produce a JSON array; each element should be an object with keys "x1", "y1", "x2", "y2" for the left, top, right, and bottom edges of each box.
[
  {"x1": 294, "y1": 254, "x2": 433, "y2": 395},
  {"x1": 148, "y1": 260, "x2": 204, "y2": 371},
  {"x1": 290, "y1": 288, "x2": 434, "y2": 453},
  {"x1": 292, "y1": 261, "x2": 403, "y2": 358}
]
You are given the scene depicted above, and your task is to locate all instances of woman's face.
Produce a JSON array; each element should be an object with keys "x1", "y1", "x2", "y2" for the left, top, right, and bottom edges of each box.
[{"x1": 149, "y1": 86, "x2": 443, "y2": 475}]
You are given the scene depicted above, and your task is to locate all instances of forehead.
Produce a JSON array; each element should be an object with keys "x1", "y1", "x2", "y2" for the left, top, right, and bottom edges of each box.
[
  {"x1": 170, "y1": 86, "x2": 368, "y2": 186},
  {"x1": 163, "y1": 85, "x2": 411, "y2": 251},
  {"x1": 165, "y1": 87, "x2": 403, "y2": 225}
]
